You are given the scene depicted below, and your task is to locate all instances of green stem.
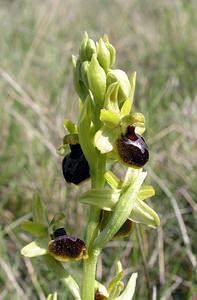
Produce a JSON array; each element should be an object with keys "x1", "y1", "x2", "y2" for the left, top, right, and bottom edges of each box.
[{"x1": 81, "y1": 154, "x2": 106, "y2": 300}]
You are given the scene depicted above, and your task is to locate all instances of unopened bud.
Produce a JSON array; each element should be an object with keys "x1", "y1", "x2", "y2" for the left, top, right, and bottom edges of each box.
[
  {"x1": 97, "y1": 38, "x2": 111, "y2": 72},
  {"x1": 87, "y1": 54, "x2": 106, "y2": 106}
]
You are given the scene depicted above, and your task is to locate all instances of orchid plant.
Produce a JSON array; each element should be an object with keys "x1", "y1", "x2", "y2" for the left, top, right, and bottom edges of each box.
[{"x1": 21, "y1": 33, "x2": 160, "y2": 300}]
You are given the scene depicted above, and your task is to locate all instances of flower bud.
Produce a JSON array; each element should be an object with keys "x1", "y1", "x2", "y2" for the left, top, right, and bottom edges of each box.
[
  {"x1": 97, "y1": 38, "x2": 111, "y2": 72},
  {"x1": 62, "y1": 143, "x2": 90, "y2": 185},
  {"x1": 79, "y1": 32, "x2": 89, "y2": 61},
  {"x1": 116, "y1": 126, "x2": 149, "y2": 168},
  {"x1": 72, "y1": 55, "x2": 88, "y2": 101},
  {"x1": 103, "y1": 34, "x2": 116, "y2": 67},
  {"x1": 107, "y1": 69, "x2": 131, "y2": 103},
  {"x1": 87, "y1": 54, "x2": 106, "y2": 106},
  {"x1": 86, "y1": 38, "x2": 97, "y2": 61},
  {"x1": 81, "y1": 61, "x2": 90, "y2": 88},
  {"x1": 48, "y1": 228, "x2": 88, "y2": 262}
]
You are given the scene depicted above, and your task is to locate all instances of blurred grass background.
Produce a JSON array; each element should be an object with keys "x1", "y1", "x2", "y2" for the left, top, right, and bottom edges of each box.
[{"x1": 0, "y1": 0, "x2": 197, "y2": 299}]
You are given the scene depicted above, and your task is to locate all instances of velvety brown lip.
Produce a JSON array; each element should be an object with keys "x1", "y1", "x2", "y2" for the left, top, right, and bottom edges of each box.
[{"x1": 117, "y1": 126, "x2": 149, "y2": 168}]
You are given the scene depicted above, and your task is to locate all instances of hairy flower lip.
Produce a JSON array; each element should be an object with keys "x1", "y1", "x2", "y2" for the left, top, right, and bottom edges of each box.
[
  {"x1": 62, "y1": 143, "x2": 90, "y2": 184},
  {"x1": 48, "y1": 228, "x2": 88, "y2": 262},
  {"x1": 117, "y1": 126, "x2": 149, "y2": 168}
]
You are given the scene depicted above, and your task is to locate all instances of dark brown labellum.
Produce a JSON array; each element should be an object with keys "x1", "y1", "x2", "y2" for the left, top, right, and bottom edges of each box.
[
  {"x1": 116, "y1": 126, "x2": 149, "y2": 168},
  {"x1": 48, "y1": 229, "x2": 88, "y2": 262},
  {"x1": 62, "y1": 143, "x2": 90, "y2": 185}
]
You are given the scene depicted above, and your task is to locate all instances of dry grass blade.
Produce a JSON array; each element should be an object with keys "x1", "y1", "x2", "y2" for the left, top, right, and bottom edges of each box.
[{"x1": 149, "y1": 168, "x2": 197, "y2": 268}]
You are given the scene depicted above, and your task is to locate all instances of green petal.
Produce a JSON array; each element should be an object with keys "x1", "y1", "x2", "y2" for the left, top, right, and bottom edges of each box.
[
  {"x1": 21, "y1": 238, "x2": 48, "y2": 257},
  {"x1": 107, "y1": 69, "x2": 131, "y2": 101},
  {"x1": 104, "y1": 171, "x2": 122, "y2": 189}
]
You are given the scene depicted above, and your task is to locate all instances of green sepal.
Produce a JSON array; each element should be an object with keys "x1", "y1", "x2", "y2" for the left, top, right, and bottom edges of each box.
[
  {"x1": 21, "y1": 221, "x2": 48, "y2": 237},
  {"x1": 21, "y1": 237, "x2": 48, "y2": 257},
  {"x1": 97, "y1": 38, "x2": 111, "y2": 71},
  {"x1": 87, "y1": 54, "x2": 106, "y2": 106},
  {"x1": 94, "y1": 125, "x2": 120, "y2": 154},
  {"x1": 129, "y1": 198, "x2": 160, "y2": 228},
  {"x1": 32, "y1": 194, "x2": 48, "y2": 225},
  {"x1": 47, "y1": 292, "x2": 57, "y2": 300},
  {"x1": 100, "y1": 109, "x2": 120, "y2": 127},
  {"x1": 107, "y1": 69, "x2": 131, "y2": 103},
  {"x1": 115, "y1": 273, "x2": 138, "y2": 300},
  {"x1": 79, "y1": 178, "x2": 159, "y2": 228},
  {"x1": 79, "y1": 188, "x2": 120, "y2": 211},
  {"x1": 63, "y1": 119, "x2": 77, "y2": 134},
  {"x1": 104, "y1": 171, "x2": 122, "y2": 189},
  {"x1": 138, "y1": 185, "x2": 155, "y2": 200}
]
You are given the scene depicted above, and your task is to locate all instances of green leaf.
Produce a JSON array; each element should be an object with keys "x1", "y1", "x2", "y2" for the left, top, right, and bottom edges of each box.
[
  {"x1": 129, "y1": 198, "x2": 160, "y2": 228},
  {"x1": 94, "y1": 126, "x2": 120, "y2": 154},
  {"x1": 115, "y1": 273, "x2": 138, "y2": 300},
  {"x1": 21, "y1": 238, "x2": 48, "y2": 257},
  {"x1": 21, "y1": 221, "x2": 47, "y2": 237},
  {"x1": 32, "y1": 194, "x2": 48, "y2": 225},
  {"x1": 100, "y1": 109, "x2": 120, "y2": 127}
]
